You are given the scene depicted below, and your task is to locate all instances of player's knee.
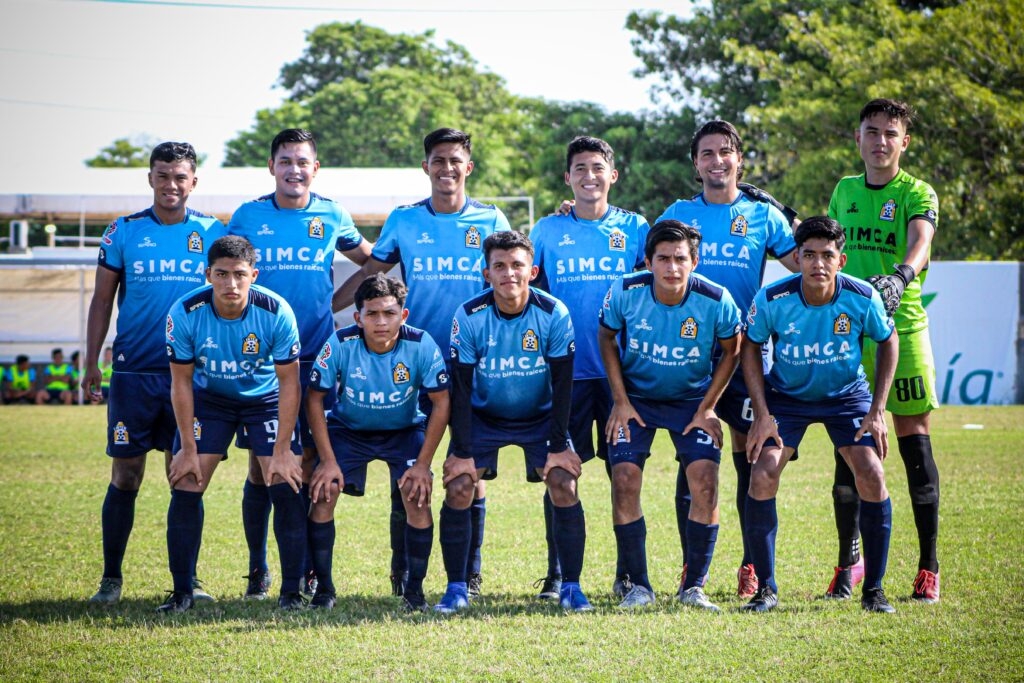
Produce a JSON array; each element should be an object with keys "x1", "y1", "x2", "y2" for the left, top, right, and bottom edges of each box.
[
  {"x1": 832, "y1": 484, "x2": 859, "y2": 506},
  {"x1": 908, "y1": 482, "x2": 939, "y2": 505},
  {"x1": 247, "y1": 456, "x2": 266, "y2": 485},
  {"x1": 111, "y1": 456, "x2": 145, "y2": 490},
  {"x1": 611, "y1": 466, "x2": 641, "y2": 500},
  {"x1": 748, "y1": 466, "x2": 778, "y2": 498},
  {"x1": 545, "y1": 469, "x2": 578, "y2": 505},
  {"x1": 445, "y1": 475, "x2": 476, "y2": 508},
  {"x1": 854, "y1": 465, "x2": 887, "y2": 500}
]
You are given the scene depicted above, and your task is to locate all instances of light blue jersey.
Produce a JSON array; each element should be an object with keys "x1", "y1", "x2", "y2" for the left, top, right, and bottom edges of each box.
[
  {"x1": 98, "y1": 207, "x2": 226, "y2": 374},
  {"x1": 600, "y1": 271, "x2": 742, "y2": 401},
  {"x1": 657, "y1": 193, "x2": 795, "y2": 312},
  {"x1": 745, "y1": 273, "x2": 894, "y2": 401},
  {"x1": 532, "y1": 206, "x2": 648, "y2": 380},
  {"x1": 373, "y1": 197, "x2": 511, "y2": 356},
  {"x1": 450, "y1": 288, "x2": 574, "y2": 420},
  {"x1": 166, "y1": 283, "x2": 301, "y2": 399},
  {"x1": 227, "y1": 193, "x2": 363, "y2": 361},
  {"x1": 309, "y1": 324, "x2": 448, "y2": 432}
]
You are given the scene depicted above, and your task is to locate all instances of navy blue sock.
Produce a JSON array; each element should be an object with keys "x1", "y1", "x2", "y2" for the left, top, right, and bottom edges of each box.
[
  {"x1": 552, "y1": 501, "x2": 586, "y2": 584},
  {"x1": 859, "y1": 498, "x2": 892, "y2": 591},
  {"x1": 299, "y1": 483, "x2": 313, "y2": 577},
  {"x1": 675, "y1": 465, "x2": 691, "y2": 566},
  {"x1": 101, "y1": 484, "x2": 138, "y2": 579},
  {"x1": 166, "y1": 489, "x2": 203, "y2": 595},
  {"x1": 543, "y1": 491, "x2": 561, "y2": 577},
  {"x1": 241, "y1": 480, "x2": 271, "y2": 573},
  {"x1": 405, "y1": 524, "x2": 433, "y2": 596},
  {"x1": 268, "y1": 483, "x2": 307, "y2": 594},
  {"x1": 193, "y1": 498, "x2": 204, "y2": 581},
  {"x1": 467, "y1": 496, "x2": 486, "y2": 576},
  {"x1": 613, "y1": 517, "x2": 651, "y2": 591},
  {"x1": 732, "y1": 451, "x2": 752, "y2": 565},
  {"x1": 744, "y1": 495, "x2": 778, "y2": 593},
  {"x1": 440, "y1": 503, "x2": 471, "y2": 584},
  {"x1": 308, "y1": 519, "x2": 336, "y2": 595},
  {"x1": 683, "y1": 521, "x2": 719, "y2": 590},
  {"x1": 390, "y1": 482, "x2": 408, "y2": 575}
]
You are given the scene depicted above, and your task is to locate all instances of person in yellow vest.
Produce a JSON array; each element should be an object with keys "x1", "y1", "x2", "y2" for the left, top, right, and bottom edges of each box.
[
  {"x1": 2, "y1": 355, "x2": 37, "y2": 404},
  {"x1": 99, "y1": 346, "x2": 114, "y2": 403},
  {"x1": 35, "y1": 348, "x2": 73, "y2": 405}
]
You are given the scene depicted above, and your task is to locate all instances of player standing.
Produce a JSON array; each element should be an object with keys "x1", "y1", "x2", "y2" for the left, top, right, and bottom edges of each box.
[
  {"x1": 825, "y1": 99, "x2": 942, "y2": 603},
  {"x1": 83, "y1": 142, "x2": 226, "y2": 604}
]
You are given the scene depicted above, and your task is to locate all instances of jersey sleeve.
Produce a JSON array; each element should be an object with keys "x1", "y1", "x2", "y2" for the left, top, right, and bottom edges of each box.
[
  {"x1": 97, "y1": 218, "x2": 124, "y2": 272},
  {"x1": 271, "y1": 299, "x2": 302, "y2": 364},
  {"x1": 449, "y1": 307, "x2": 478, "y2": 366},
  {"x1": 370, "y1": 212, "x2": 403, "y2": 264},
  {"x1": 765, "y1": 206, "x2": 796, "y2": 259},
  {"x1": 417, "y1": 332, "x2": 450, "y2": 393},
  {"x1": 907, "y1": 180, "x2": 939, "y2": 228},
  {"x1": 309, "y1": 334, "x2": 340, "y2": 392},
  {"x1": 864, "y1": 289, "x2": 896, "y2": 344},
  {"x1": 494, "y1": 208, "x2": 512, "y2": 232},
  {"x1": 598, "y1": 279, "x2": 625, "y2": 332},
  {"x1": 333, "y1": 205, "x2": 363, "y2": 252},
  {"x1": 743, "y1": 287, "x2": 772, "y2": 345},
  {"x1": 715, "y1": 288, "x2": 743, "y2": 340},
  {"x1": 545, "y1": 301, "x2": 575, "y2": 361},
  {"x1": 165, "y1": 301, "x2": 195, "y2": 364},
  {"x1": 826, "y1": 185, "x2": 841, "y2": 221}
]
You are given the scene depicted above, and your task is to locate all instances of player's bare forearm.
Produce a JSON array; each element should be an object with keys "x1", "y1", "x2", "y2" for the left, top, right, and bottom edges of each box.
[
  {"x1": 417, "y1": 390, "x2": 450, "y2": 470},
  {"x1": 740, "y1": 338, "x2": 770, "y2": 418},
  {"x1": 305, "y1": 388, "x2": 333, "y2": 457},
  {"x1": 84, "y1": 267, "x2": 119, "y2": 393},
  {"x1": 332, "y1": 258, "x2": 392, "y2": 313},
  {"x1": 903, "y1": 218, "x2": 936, "y2": 276},
  {"x1": 871, "y1": 334, "x2": 900, "y2": 416},
  {"x1": 169, "y1": 363, "x2": 198, "y2": 454},
  {"x1": 274, "y1": 360, "x2": 301, "y2": 453},
  {"x1": 698, "y1": 334, "x2": 740, "y2": 416},
  {"x1": 598, "y1": 327, "x2": 630, "y2": 406}
]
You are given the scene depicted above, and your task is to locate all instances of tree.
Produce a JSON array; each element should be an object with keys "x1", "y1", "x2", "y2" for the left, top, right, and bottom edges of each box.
[{"x1": 85, "y1": 137, "x2": 152, "y2": 168}]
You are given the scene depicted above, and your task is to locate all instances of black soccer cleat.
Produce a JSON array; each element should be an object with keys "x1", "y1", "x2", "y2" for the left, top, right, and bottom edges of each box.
[
  {"x1": 390, "y1": 571, "x2": 409, "y2": 597},
  {"x1": 533, "y1": 574, "x2": 562, "y2": 601},
  {"x1": 402, "y1": 591, "x2": 429, "y2": 613},
  {"x1": 309, "y1": 589, "x2": 337, "y2": 610},
  {"x1": 467, "y1": 572, "x2": 483, "y2": 598},
  {"x1": 244, "y1": 568, "x2": 272, "y2": 600},
  {"x1": 862, "y1": 587, "x2": 896, "y2": 613},
  {"x1": 278, "y1": 591, "x2": 306, "y2": 611},
  {"x1": 740, "y1": 586, "x2": 778, "y2": 613},
  {"x1": 156, "y1": 591, "x2": 194, "y2": 614}
]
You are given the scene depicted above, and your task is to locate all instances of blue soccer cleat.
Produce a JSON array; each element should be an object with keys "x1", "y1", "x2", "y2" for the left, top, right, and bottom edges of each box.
[
  {"x1": 558, "y1": 582, "x2": 594, "y2": 612},
  {"x1": 433, "y1": 582, "x2": 470, "y2": 614}
]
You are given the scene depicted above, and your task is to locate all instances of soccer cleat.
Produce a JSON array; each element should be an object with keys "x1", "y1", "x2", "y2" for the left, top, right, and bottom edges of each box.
[
  {"x1": 467, "y1": 572, "x2": 483, "y2": 598},
  {"x1": 558, "y1": 582, "x2": 594, "y2": 612},
  {"x1": 402, "y1": 591, "x2": 429, "y2": 613},
  {"x1": 611, "y1": 574, "x2": 633, "y2": 599},
  {"x1": 862, "y1": 587, "x2": 896, "y2": 613},
  {"x1": 911, "y1": 568, "x2": 940, "y2": 604},
  {"x1": 824, "y1": 556, "x2": 865, "y2": 600},
  {"x1": 740, "y1": 586, "x2": 778, "y2": 613},
  {"x1": 677, "y1": 586, "x2": 721, "y2": 613},
  {"x1": 617, "y1": 584, "x2": 656, "y2": 609},
  {"x1": 277, "y1": 591, "x2": 305, "y2": 611},
  {"x1": 433, "y1": 582, "x2": 470, "y2": 614},
  {"x1": 302, "y1": 569, "x2": 318, "y2": 599},
  {"x1": 89, "y1": 577, "x2": 122, "y2": 604},
  {"x1": 533, "y1": 574, "x2": 563, "y2": 601},
  {"x1": 309, "y1": 589, "x2": 336, "y2": 610},
  {"x1": 737, "y1": 564, "x2": 758, "y2": 599},
  {"x1": 191, "y1": 577, "x2": 215, "y2": 602},
  {"x1": 390, "y1": 571, "x2": 409, "y2": 597},
  {"x1": 156, "y1": 591, "x2": 194, "y2": 614},
  {"x1": 244, "y1": 568, "x2": 272, "y2": 600}
]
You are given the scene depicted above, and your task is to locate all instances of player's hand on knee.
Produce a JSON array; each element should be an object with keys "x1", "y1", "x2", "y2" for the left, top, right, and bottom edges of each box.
[
  {"x1": 606, "y1": 400, "x2": 644, "y2": 444},
  {"x1": 399, "y1": 462, "x2": 433, "y2": 509},
  {"x1": 310, "y1": 461, "x2": 343, "y2": 503},
  {"x1": 168, "y1": 448, "x2": 202, "y2": 489},
  {"x1": 746, "y1": 415, "x2": 782, "y2": 464},
  {"x1": 683, "y1": 408, "x2": 723, "y2": 449},
  {"x1": 543, "y1": 448, "x2": 582, "y2": 481},
  {"x1": 855, "y1": 409, "x2": 889, "y2": 460},
  {"x1": 267, "y1": 449, "x2": 303, "y2": 493},
  {"x1": 442, "y1": 455, "x2": 477, "y2": 488}
]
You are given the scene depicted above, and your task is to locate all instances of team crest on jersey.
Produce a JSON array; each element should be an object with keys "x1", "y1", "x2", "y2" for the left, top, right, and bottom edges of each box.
[
  {"x1": 608, "y1": 229, "x2": 627, "y2": 252},
  {"x1": 833, "y1": 313, "x2": 852, "y2": 335},
  {"x1": 308, "y1": 216, "x2": 325, "y2": 239},
  {"x1": 316, "y1": 343, "x2": 332, "y2": 369},
  {"x1": 192, "y1": 417, "x2": 202, "y2": 440},
  {"x1": 451, "y1": 318, "x2": 460, "y2": 339},
  {"x1": 522, "y1": 329, "x2": 540, "y2": 352},
  {"x1": 187, "y1": 231, "x2": 203, "y2": 253},
  {"x1": 680, "y1": 317, "x2": 699, "y2": 339},
  {"x1": 465, "y1": 226, "x2": 482, "y2": 249},
  {"x1": 393, "y1": 362, "x2": 411, "y2": 384},
  {"x1": 101, "y1": 221, "x2": 117, "y2": 245},
  {"x1": 879, "y1": 199, "x2": 897, "y2": 222},
  {"x1": 113, "y1": 421, "x2": 129, "y2": 445},
  {"x1": 746, "y1": 302, "x2": 757, "y2": 326},
  {"x1": 165, "y1": 315, "x2": 175, "y2": 342},
  {"x1": 242, "y1": 333, "x2": 260, "y2": 355},
  {"x1": 730, "y1": 215, "x2": 749, "y2": 237}
]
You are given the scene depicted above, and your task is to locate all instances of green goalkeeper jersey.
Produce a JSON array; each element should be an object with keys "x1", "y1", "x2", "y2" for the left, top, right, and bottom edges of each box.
[{"x1": 828, "y1": 169, "x2": 938, "y2": 335}]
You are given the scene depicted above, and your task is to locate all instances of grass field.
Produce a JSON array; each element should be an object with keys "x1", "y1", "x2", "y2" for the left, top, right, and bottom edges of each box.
[{"x1": 1, "y1": 405, "x2": 1022, "y2": 682}]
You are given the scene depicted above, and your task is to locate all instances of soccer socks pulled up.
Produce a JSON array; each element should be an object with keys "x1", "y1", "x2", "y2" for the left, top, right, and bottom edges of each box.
[
  {"x1": 308, "y1": 519, "x2": 336, "y2": 595},
  {"x1": 440, "y1": 503, "x2": 472, "y2": 584},
  {"x1": 732, "y1": 451, "x2": 752, "y2": 565},
  {"x1": 744, "y1": 495, "x2": 778, "y2": 593},
  {"x1": 613, "y1": 517, "x2": 651, "y2": 592},
  {"x1": 832, "y1": 449, "x2": 862, "y2": 567},
  {"x1": 552, "y1": 501, "x2": 586, "y2": 584},
  {"x1": 405, "y1": 524, "x2": 433, "y2": 596},
  {"x1": 467, "y1": 496, "x2": 486, "y2": 576},
  {"x1": 675, "y1": 466, "x2": 691, "y2": 564},
  {"x1": 167, "y1": 489, "x2": 203, "y2": 595},
  {"x1": 543, "y1": 490, "x2": 561, "y2": 578},
  {"x1": 898, "y1": 434, "x2": 940, "y2": 573},
  {"x1": 101, "y1": 483, "x2": 138, "y2": 579},
  {"x1": 683, "y1": 521, "x2": 719, "y2": 590},
  {"x1": 268, "y1": 483, "x2": 308, "y2": 595},
  {"x1": 390, "y1": 482, "x2": 408, "y2": 576},
  {"x1": 859, "y1": 498, "x2": 893, "y2": 591},
  {"x1": 300, "y1": 483, "x2": 313, "y2": 577},
  {"x1": 242, "y1": 480, "x2": 271, "y2": 573}
]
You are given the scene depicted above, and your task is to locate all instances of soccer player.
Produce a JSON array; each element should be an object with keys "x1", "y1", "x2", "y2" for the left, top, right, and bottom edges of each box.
[
  {"x1": 83, "y1": 141, "x2": 226, "y2": 604},
  {"x1": 655, "y1": 120, "x2": 798, "y2": 599},
  {"x1": 160, "y1": 235, "x2": 304, "y2": 613},
  {"x1": 35, "y1": 348, "x2": 73, "y2": 405},
  {"x1": 3, "y1": 354, "x2": 36, "y2": 404},
  {"x1": 333, "y1": 128, "x2": 511, "y2": 598},
  {"x1": 742, "y1": 216, "x2": 898, "y2": 613},
  {"x1": 435, "y1": 230, "x2": 592, "y2": 613},
  {"x1": 305, "y1": 273, "x2": 450, "y2": 612},
  {"x1": 531, "y1": 135, "x2": 649, "y2": 599},
  {"x1": 599, "y1": 220, "x2": 742, "y2": 612},
  {"x1": 227, "y1": 128, "x2": 372, "y2": 600},
  {"x1": 825, "y1": 98, "x2": 942, "y2": 603}
]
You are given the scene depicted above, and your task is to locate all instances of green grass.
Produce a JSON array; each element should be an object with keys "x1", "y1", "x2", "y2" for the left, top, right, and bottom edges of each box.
[{"x1": 1, "y1": 406, "x2": 1023, "y2": 681}]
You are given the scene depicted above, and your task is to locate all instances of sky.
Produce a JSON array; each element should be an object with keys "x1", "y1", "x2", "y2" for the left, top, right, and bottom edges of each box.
[{"x1": 0, "y1": 0, "x2": 690, "y2": 180}]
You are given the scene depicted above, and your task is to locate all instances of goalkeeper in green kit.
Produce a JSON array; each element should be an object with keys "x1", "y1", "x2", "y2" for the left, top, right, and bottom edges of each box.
[{"x1": 824, "y1": 98, "x2": 941, "y2": 604}]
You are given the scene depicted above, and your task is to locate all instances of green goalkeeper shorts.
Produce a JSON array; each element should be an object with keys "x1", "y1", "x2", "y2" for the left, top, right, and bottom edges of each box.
[{"x1": 862, "y1": 327, "x2": 939, "y2": 416}]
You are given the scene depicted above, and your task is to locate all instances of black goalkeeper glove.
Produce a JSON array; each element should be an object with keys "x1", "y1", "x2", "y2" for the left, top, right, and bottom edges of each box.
[
  {"x1": 867, "y1": 264, "x2": 916, "y2": 316},
  {"x1": 737, "y1": 182, "x2": 799, "y2": 227}
]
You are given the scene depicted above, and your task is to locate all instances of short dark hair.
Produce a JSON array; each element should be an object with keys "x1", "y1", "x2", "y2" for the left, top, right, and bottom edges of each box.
[
  {"x1": 859, "y1": 98, "x2": 914, "y2": 130},
  {"x1": 208, "y1": 235, "x2": 258, "y2": 268},
  {"x1": 354, "y1": 273, "x2": 408, "y2": 310},
  {"x1": 271, "y1": 128, "x2": 317, "y2": 160},
  {"x1": 690, "y1": 120, "x2": 744, "y2": 182},
  {"x1": 794, "y1": 215, "x2": 846, "y2": 251},
  {"x1": 51, "y1": 348, "x2": 63, "y2": 358},
  {"x1": 15, "y1": 354, "x2": 29, "y2": 365},
  {"x1": 150, "y1": 142, "x2": 198, "y2": 172},
  {"x1": 566, "y1": 136, "x2": 615, "y2": 172},
  {"x1": 483, "y1": 230, "x2": 533, "y2": 266},
  {"x1": 424, "y1": 128, "x2": 472, "y2": 158},
  {"x1": 645, "y1": 219, "x2": 702, "y2": 262}
]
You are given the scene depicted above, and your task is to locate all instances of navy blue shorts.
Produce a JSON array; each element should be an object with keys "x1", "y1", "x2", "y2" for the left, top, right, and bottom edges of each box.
[
  {"x1": 608, "y1": 396, "x2": 721, "y2": 469},
  {"x1": 236, "y1": 360, "x2": 336, "y2": 451},
  {"x1": 326, "y1": 423, "x2": 426, "y2": 496},
  {"x1": 454, "y1": 412, "x2": 556, "y2": 482},
  {"x1": 177, "y1": 390, "x2": 301, "y2": 457},
  {"x1": 766, "y1": 386, "x2": 878, "y2": 453},
  {"x1": 106, "y1": 373, "x2": 176, "y2": 458},
  {"x1": 569, "y1": 378, "x2": 610, "y2": 462},
  {"x1": 716, "y1": 371, "x2": 754, "y2": 435}
]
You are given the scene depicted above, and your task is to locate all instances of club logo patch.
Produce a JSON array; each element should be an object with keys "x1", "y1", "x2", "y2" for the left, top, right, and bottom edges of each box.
[
  {"x1": 746, "y1": 302, "x2": 757, "y2": 326},
  {"x1": 451, "y1": 318, "x2": 460, "y2": 339},
  {"x1": 316, "y1": 342, "x2": 332, "y2": 369},
  {"x1": 608, "y1": 229, "x2": 626, "y2": 252},
  {"x1": 522, "y1": 328, "x2": 540, "y2": 352},
  {"x1": 101, "y1": 221, "x2": 117, "y2": 245},
  {"x1": 242, "y1": 333, "x2": 260, "y2": 355},
  {"x1": 680, "y1": 317, "x2": 698, "y2": 339},
  {"x1": 165, "y1": 315, "x2": 175, "y2": 342},
  {"x1": 833, "y1": 313, "x2": 852, "y2": 335},
  {"x1": 730, "y1": 215, "x2": 748, "y2": 237},
  {"x1": 879, "y1": 199, "x2": 897, "y2": 222},
  {"x1": 308, "y1": 216, "x2": 325, "y2": 239},
  {"x1": 393, "y1": 362, "x2": 411, "y2": 384},
  {"x1": 187, "y1": 231, "x2": 203, "y2": 253},
  {"x1": 113, "y1": 421, "x2": 129, "y2": 445},
  {"x1": 465, "y1": 226, "x2": 482, "y2": 249}
]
